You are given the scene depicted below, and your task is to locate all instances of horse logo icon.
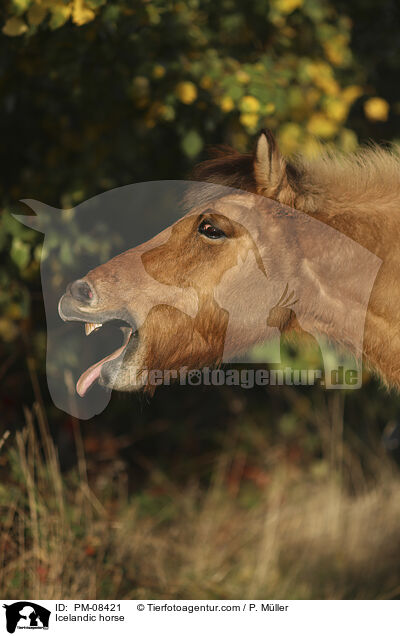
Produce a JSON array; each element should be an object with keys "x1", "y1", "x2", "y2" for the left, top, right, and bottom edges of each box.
[{"x1": 3, "y1": 602, "x2": 50, "y2": 634}]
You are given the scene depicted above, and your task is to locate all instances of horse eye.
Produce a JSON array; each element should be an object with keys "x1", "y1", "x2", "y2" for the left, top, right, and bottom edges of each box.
[{"x1": 198, "y1": 219, "x2": 226, "y2": 240}]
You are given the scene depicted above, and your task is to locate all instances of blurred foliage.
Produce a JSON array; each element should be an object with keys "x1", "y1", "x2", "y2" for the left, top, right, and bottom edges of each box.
[
  {"x1": 335, "y1": 0, "x2": 400, "y2": 142},
  {"x1": 1, "y1": 0, "x2": 400, "y2": 487},
  {"x1": 0, "y1": 0, "x2": 390, "y2": 349}
]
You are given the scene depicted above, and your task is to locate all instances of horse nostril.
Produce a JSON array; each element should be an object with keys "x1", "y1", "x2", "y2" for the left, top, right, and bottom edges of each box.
[{"x1": 70, "y1": 279, "x2": 94, "y2": 303}]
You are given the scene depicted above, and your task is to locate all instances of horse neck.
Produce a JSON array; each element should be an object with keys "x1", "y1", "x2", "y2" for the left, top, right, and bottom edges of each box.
[
  {"x1": 259, "y1": 204, "x2": 382, "y2": 357},
  {"x1": 297, "y1": 187, "x2": 398, "y2": 260}
]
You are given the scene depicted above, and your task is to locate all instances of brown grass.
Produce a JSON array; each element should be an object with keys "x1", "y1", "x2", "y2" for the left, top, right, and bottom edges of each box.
[{"x1": 1, "y1": 402, "x2": 400, "y2": 599}]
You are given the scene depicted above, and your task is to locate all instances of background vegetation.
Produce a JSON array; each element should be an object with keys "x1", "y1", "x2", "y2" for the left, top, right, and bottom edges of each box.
[{"x1": 2, "y1": 0, "x2": 400, "y2": 599}]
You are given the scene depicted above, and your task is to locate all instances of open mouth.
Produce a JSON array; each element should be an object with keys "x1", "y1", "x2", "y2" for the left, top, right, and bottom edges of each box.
[
  {"x1": 58, "y1": 293, "x2": 140, "y2": 397},
  {"x1": 76, "y1": 319, "x2": 138, "y2": 397}
]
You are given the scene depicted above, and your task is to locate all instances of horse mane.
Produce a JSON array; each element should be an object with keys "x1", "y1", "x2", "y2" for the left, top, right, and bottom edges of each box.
[
  {"x1": 298, "y1": 143, "x2": 400, "y2": 208},
  {"x1": 191, "y1": 141, "x2": 400, "y2": 214},
  {"x1": 191, "y1": 146, "x2": 256, "y2": 191}
]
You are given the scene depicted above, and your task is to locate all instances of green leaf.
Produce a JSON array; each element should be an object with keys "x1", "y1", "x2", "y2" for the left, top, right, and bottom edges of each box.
[
  {"x1": 0, "y1": 225, "x2": 6, "y2": 251},
  {"x1": 11, "y1": 0, "x2": 31, "y2": 15},
  {"x1": 181, "y1": 130, "x2": 204, "y2": 158},
  {"x1": 11, "y1": 238, "x2": 30, "y2": 269},
  {"x1": 2, "y1": 16, "x2": 28, "y2": 36},
  {"x1": 3, "y1": 212, "x2": 35, "y2": 240}
]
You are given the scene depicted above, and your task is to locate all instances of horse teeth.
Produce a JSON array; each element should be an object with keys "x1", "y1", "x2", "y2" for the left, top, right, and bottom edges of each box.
[{"x1": 85, "y1": 322, "x2": 102, "y2": 336}]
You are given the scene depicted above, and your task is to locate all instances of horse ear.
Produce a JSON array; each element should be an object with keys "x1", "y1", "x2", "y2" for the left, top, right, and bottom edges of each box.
[{"x1": 253, "y1": 129, "x2": 287, "y2": 195}]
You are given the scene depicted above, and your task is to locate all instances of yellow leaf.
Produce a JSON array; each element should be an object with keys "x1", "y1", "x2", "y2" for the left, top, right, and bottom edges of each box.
[
  {"x1": 220, "y1": 96, "x2": 234, "y2": 113},
  {"x1": 236, "y1": 70, "x2": 250, "y2": 84},
  {"x1": 12, "y1": 0, "x2": 31, "y2": 13},
  {"x1": 152, "y1": 64, "x2": 166, "y2": 79},
  {"x1": 27, "y1": 4, "x2": 48, "y2": 26},
  {"x1": 324, "y1": 98, "x2": 348, "y2": 122},
  {"x1": 364, "y1": 97, "x2": 389, "y2": 122},
  {"x1": 307, "y1": 113, "x2": 338, "y2": 139},
  {"x1": 342, "y1": 85, "x2": 363, "y2": 105},
  {"x1": 305, "y1": 61, "x2": 339, "y2": 96},
  {"x1": 240, "y1": 112, "x2": 259, "y2": 130},
  {"x1": 323, "y1": 34, "x2": 349, "y2": 67},
  {"x1": 72, "y1": 0, "x2": 95, "y2": 26},
  {"x1": 278, "y1": 122, "x2": 302, "y2": 154},
  {"x1": 2, "y1": 17, "x2": 28, "y2": 36},
  {"x1": 0, "y1": 318, "x2": 18, "y2": 343},
  {"x1": 240, "y1": 95, "x2": 260, "y2": 113},
  {"x1": 43, "y1": 0, "x2": 71, "y2": 29},
  {"x1": 175, "y1": 81, "x2": 197, "y2": 105},
  {"x1": 160, "y1": 104, "x2": 175, "y2": 121},
  {"x1": 273, "y1": 0, "x2": 303, "y2": 14}
]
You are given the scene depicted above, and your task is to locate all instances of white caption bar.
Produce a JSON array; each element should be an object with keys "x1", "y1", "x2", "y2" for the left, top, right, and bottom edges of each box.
[{"x1": 0, "y1": 599, "x2": 397, "y2": 636}]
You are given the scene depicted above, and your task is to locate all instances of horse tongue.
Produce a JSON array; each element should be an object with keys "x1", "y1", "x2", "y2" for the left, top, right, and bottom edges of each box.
[
  {"x1": 76, "y1": 359, "x2": 104, "y2": 397},
  {"x1": 76, "y1": 340, "x2": 129, "y2": 397}
]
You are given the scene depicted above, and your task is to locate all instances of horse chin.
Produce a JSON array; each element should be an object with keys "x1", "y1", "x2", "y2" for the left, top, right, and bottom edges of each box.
[{"x1": 99, "y1": 342, "x2": 147, "y2": 393}]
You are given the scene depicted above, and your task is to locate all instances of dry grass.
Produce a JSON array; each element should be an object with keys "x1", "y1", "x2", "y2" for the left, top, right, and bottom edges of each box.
[{"x1": 1, "y1": 402, "x2": 400, "y2": 600}]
